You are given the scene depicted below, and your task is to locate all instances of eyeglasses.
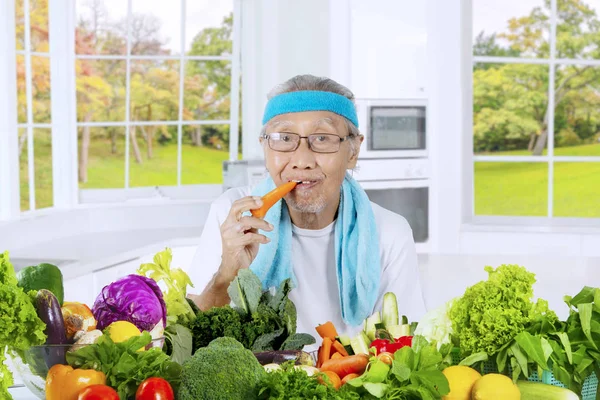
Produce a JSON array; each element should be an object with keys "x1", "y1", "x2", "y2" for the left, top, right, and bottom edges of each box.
[{"x1": 261, "y1": 132, "x2": 352, "y2": 153}]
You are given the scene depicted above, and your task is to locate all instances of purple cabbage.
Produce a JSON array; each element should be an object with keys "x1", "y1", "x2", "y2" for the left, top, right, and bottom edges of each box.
[{"x1": 92, "y1": 274, "x2": 167, "y2": 332}]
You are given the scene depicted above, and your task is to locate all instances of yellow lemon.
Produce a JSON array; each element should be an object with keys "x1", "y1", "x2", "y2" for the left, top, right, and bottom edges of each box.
[
  {"x1": 471, "y1": 374, "x2": 520, "y2": 400},
  {"x1": 442, "y1": 366, "x2": 482, "y2": 400},
  {"x1": 106, "y1": 321, "x2": 141, "y2": 343}
]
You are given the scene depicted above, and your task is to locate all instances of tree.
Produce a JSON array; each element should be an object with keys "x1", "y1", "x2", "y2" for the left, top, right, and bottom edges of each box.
[
  {"x1": 473, "y1": 0, "x2": 600, "y2": 155},
  {"x1": 185, "y1": 13, "x2": 234, "y2": 148}
]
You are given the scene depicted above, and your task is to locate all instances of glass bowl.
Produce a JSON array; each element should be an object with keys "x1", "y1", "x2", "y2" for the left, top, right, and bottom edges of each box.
[{"x1": 10, "y1": 337, "x2": 165, "y2": 400}]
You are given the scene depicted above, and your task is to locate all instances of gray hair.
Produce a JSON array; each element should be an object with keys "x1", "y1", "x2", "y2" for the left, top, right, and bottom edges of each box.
[{"x1": 261, "y1": 75, "x2": 361, "y2": 155}]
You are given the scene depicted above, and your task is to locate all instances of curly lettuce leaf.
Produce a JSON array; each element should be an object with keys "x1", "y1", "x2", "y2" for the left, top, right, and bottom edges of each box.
[
  {"x1": 449, "y1": 264, "x2": 557, "y2": 356},
  {"x1": 137, "y1": 248, "x2": 196, "y2": 327},
  {"x1": 0, "y1": 251, "x2": 47, "y2": 400}
]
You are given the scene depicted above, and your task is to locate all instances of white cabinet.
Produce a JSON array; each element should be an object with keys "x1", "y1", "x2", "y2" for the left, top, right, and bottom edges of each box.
[{"x1": 347, "y1": 0, "x2": 427, "y2": 99}]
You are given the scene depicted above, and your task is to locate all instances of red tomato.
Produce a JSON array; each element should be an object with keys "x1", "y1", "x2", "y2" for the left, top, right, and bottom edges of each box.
[
  {"x1": 77, "y1": 384, "x2": 119, "y2": 400},
  {"x1": 135, "y1": 377, "x2": 174, "y2": 400}
]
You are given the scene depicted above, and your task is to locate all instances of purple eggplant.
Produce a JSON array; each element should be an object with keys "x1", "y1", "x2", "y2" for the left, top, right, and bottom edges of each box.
[{"x1": 35, "y1": 289, "x2": 68, "y2": 367}]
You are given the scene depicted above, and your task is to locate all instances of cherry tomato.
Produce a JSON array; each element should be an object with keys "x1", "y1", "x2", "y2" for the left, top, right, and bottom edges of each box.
[
  {"x1": 77, "y1": 384, "x2": 119, "y2": 400},
  {"x1": 135, "y1": 377, "x2": 174, "y2": 400}
]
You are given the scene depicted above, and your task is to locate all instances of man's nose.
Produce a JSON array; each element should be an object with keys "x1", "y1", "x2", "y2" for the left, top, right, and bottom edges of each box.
[{"x1": 290, "y1": 138, "x2": 316, "y2": 169}]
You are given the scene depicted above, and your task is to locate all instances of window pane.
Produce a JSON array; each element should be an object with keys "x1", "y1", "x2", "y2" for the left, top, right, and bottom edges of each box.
[
  {"x1": 30, "y1": 0, "x2": 49, "y2": 53},
  {"x1": 130, "y1": 60, "x2": 180, "y2": 121},
  {"x1": 554, "y1": 64, "x2": 600, "y2": 155},
  {"x1": 554, "y1": 162, "x2": 600, "y2": 217},
  {"x1": 16, "y1": 55, "x2": 26, "y2": 124},
  {"x1": 129, "y1": 124, "x2": 178, "y2": 187},
  {"x1": 15, "y1": 0, "x2": 24, "y2": 51},
  {"x1": 557, "y1": 0, "x2": 600, "y2": 60},
  {"x1": 75, "y1": 0, "x2": 127, "y2": 55},
  {"x1": 184, "y1": 60, "x2": 231, "y2": 121},
  {"x1": 186, "y1": 1, "x2": 233, "y2": 55},
  {"x1": 473, "y1": 63, "x2": 549, "y2": 155},
  {"x1": 181, "y1": 124, "x2": 230, "y2": 184},
  {"x1": 34, "y1": 128, "x2": 53, "y2": 209},
  {"x1": 32, "y1": 55, "x2": 51, "y2": 123},
  {"x1": 78, "y1": 126, "x2": 125, "y2": 189},
  {"x1": 18, "y1": 128, "x2": 29, "y2": 211},
  {"x1": 474, "y1": 162, "x2": 548, "y2": 216},
  {"x1": 76, "y1": 59, "x2": 126, "y2": 122},
  {"x1": 130, "y1": 0, "x2": 181, "y2": 55},
  {"x1": 473, "y1": 0, "x2": 549, "y2": 58}
]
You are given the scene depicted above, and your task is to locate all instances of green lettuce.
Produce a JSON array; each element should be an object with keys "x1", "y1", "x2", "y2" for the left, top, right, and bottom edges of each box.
[
  {"x1": 450, "y1": 264, "x2": 557, "y2": 356},
  {"x1": 0, "y1": 251, "x2": 47, "y2": 400}
]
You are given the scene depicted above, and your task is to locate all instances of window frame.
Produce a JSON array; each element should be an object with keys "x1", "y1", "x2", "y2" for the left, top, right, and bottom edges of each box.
[
  {"x1": 467, "y1": 0, "x2": 600, "y2": 226},
  {"x1": 0, "y1": 0, "x2": 241, "y2": 222},
  {"x1": 73, "y1": 0, "x2": 242, "y2": 203}
]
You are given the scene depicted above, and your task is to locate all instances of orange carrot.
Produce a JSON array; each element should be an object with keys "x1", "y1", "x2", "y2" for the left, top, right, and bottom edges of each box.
[
  {"x1": 320, "y1": 354, "x2": 370, "y2": 379},
  {"x1": 318, "y1": 371, "x2": 342, "y2": 390},
  {"x1": 318, "y1": 337, "x2": 333, "y2": 366},
  {"x1": 332, "y1": 340, "x2": 349, "y2": 357},
  {"x1": 316, "y1": 345, "x2": 323, "y2": 368},
  {"x1": 331, "y1": 352, "x2": 344, "y2": 360},
  {"x1": 315, "y1": 321, "x2": 339, "y2": 340},
  {"x1": 251, "y1": 181, "x2": 298, "y2": 218},
  {"x1": 341, "y1": 373, "x2": 361, "y2": 386}
]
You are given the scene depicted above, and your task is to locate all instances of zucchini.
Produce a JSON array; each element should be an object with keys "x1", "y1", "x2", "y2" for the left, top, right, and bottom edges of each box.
[
  {"x1": 350, "y1": 332, "x2": 371, "y2": 355},
  {"x1": 253, "y1": 350, "x2": 313, "y2": 366},
  {"x1": 516, "y1": 381, "x2": 579, "y2": 400},
  {"x1": 381, "y1": 292, "x2": 399, "y2": 328},
  {"x1": 364, "y1": 311, "x2": 382, "y2": 341}
]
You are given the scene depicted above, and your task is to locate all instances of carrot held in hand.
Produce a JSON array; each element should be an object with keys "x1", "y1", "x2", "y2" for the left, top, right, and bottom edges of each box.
[{"x1": 251, "y1": 181, "x2": 298, "y2": 218}]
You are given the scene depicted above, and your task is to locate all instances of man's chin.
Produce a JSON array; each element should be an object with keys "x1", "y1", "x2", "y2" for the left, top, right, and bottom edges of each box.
[{"x1": 287, "y1": 198, "x2": 326, "y2": 214}]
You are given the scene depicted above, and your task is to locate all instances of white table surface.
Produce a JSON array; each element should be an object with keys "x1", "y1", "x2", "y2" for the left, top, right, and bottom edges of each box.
[{"x1": 8, "y1": 386, "x2": 38, "y2": 400}]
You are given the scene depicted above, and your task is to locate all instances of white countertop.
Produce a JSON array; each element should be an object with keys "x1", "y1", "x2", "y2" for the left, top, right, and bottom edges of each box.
[{"x1": 8, "y1": 386, "x2": 38, "y2": 400}]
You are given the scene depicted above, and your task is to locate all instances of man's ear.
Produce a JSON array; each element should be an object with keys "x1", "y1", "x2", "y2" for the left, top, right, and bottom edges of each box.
[{"x1": 347, "y1": 135, "x2": 364, "y2": 169}]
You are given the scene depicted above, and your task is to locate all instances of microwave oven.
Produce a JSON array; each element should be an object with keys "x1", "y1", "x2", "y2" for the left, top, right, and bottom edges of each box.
[{"x1": 355, "y1": 99, "x2": 427, "y2": 159}]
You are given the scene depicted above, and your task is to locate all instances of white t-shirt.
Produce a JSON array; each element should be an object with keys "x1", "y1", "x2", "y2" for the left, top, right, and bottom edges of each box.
[{"x1": 188, "y1": 186, "x2": 426, "y2": 345}]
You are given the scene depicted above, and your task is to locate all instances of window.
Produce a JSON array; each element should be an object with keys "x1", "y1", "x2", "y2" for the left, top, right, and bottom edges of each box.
[
  {"x1": 15, "y1": 0, "x2": 54, "y2": 211},
  {"x1": 74, "y1": 0, "x2": 240, "y2": 197},
  {"x1": 472, "y1": 0, "x2": 600, "y2": 219},
  {"x1": 3, "y1": 0, "x2": 240, "y2": 220}
]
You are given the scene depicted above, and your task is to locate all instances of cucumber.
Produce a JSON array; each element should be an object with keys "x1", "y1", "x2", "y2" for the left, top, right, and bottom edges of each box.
[
  {"x1": 516, "y1": 381, "x2": 579, "y2": 400},
  {"x1": 387, "y1": 323, "x2": 411, "y2": 339},
  {"x1": 364, "y1": 311, "x2": 382, "y2": 341},
  {"x1": 336, "y1": 335, "x2": 352, "y2": 347},
  {"x1": 382, "y1": 292, "x2": 399, "y2": 328},
  {"x1": 350, "y1": 332, "x2": 371, "y2": 355},
  {"x1": 35, "y1": 289, "x2": 68, "y2": 367}
]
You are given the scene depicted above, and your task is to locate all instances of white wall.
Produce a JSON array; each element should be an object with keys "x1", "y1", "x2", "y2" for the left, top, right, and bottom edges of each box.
[{"x1": 241, "y1": 0, "x2": 331, "y2": 160}]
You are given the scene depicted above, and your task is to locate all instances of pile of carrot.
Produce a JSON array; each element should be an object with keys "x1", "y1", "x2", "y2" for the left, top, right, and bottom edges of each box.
[{"x1": 314, "y1": 321, "x2": 369, "y2": 390}]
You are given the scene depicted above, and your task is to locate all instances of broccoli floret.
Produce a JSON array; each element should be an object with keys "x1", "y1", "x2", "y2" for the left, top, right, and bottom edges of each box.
[
  {"x1": 190, "y1": 306, "x2": 243, "y2": 351},
  {"x1": 179, "y1": 337, "x2": 266, "y2": 400}
]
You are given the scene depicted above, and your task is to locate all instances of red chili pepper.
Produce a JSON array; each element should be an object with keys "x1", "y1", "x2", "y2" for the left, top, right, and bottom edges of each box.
[{"x1": 370, "y1": 336, "x2": 413, "y2": 355}]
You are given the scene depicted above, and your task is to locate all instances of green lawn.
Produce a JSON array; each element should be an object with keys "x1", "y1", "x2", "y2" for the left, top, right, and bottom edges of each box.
[
  {"x1": 20, "y1": 135, "x2": 230, "y2": 211},
  {"x1": 475, "y1": 143, "x2": 600, "y2": 218}
]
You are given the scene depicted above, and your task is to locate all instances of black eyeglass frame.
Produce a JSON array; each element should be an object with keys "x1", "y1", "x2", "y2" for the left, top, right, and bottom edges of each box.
[{"x1": 260, "y1": 132, "x2": 354, "y2": 153}]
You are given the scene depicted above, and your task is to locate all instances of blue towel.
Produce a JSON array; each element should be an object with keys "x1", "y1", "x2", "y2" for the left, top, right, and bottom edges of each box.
[{"x1": 248, "y1": 173, "x2": 381, "y2": 326}]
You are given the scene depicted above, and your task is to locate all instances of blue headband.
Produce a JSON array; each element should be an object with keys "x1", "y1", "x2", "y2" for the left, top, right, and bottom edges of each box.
[{"x1": 262, "y1": 90, "x2": 359, "y2": 128}]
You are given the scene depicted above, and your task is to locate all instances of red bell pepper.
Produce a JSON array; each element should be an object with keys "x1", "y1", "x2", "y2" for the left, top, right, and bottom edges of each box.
[{"x1": 370, "y1": 336, "x2": 413, "y2": 355}]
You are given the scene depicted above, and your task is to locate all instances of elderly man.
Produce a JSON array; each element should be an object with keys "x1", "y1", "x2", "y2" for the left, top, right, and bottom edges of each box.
[{"x1": 188, "y1": 75, "x2": 426, "y2": 337}]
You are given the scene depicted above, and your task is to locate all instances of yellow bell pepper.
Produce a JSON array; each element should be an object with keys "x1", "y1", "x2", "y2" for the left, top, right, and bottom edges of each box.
[{"x1": 45, "y1": 364, "x2": 106, "y2": 400}]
